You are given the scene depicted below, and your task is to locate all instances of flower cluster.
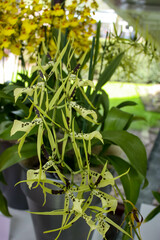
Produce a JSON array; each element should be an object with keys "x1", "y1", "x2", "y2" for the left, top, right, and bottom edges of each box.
[{"x1": 0, "y1": 0, "x2": 98, "y2": 61}]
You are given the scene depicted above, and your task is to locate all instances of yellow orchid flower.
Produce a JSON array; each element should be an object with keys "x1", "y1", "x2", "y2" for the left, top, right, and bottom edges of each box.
[
  {"x1": 51, "y1": 3, "x2": 65, "y2": 17},
  {"x1": 2, "y1": 26, "x2": 15, "y2": 36},
  {"x1": 10, "y1": 42, "x2": 21, "y2": 56},
  {"x1": 22, "y1": 20, "x2": 37, "y2": 34},
  {"x1": 7, "y1": 16, "x2": 18, "y2": 25},
  {"x1": 1, "y1": 38, "x2": 10, "y2": 48}
]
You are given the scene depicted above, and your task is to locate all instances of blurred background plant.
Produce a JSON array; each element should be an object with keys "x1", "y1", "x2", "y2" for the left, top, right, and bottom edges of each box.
[{"x1": 90, "y1": 25, "x2": 160, "y2": 84}]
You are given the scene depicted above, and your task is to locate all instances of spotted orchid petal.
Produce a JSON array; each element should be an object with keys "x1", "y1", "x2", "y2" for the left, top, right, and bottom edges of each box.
[
  {"x1": 70, "y1": 101, "x2": 97, "y2": 123},
  {"x1": 14, "y1": 87, "x2": 34, "y2": 102},
  {"x1": 27, "y1": 169, "x2": 46, "y2": 189},
  {"x1": 67, "y1": 192, "x2": 85, "y2": 213},
  {"x1": 93, "y1": 189, "x2": 117, "y2": 212},
  {"x1": 70, "y1": 131, "x2": 103, "y2": 143},
  {"x1": 10, "y1": 118, "x2": 43, "y2": 136}
]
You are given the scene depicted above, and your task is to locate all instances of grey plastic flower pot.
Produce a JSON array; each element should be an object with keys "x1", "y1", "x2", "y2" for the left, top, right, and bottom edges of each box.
[
  {"x1": 20, "y1": 168, "x2": 111, "y2": 240},
  {"x1": 0, "y1": 164, "x2": 28, "y2": 210},
  {"x1": 21, "y1": 170, "x2": 91, "y2": 240}
]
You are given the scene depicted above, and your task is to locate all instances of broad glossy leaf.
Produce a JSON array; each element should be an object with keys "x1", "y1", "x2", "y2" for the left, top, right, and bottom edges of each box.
[
  {"x1": 102, "y1": 130, "x2": 147, "y2": 178},
  {"x1": 0, "y1": 172, "x2": 6, "y2": 185},
  {"x1": 0, "y1": 143, "x2": 37, "y2": 171},
  {"x1": 108, "y1": 155, "x2": 143, "y2": 204},
  {"x1": 104, "y1": 107, "x2": 133, "y2": 131},
  {"x1": 0, "y1": 90, "x2": 29, "y2": 115}
]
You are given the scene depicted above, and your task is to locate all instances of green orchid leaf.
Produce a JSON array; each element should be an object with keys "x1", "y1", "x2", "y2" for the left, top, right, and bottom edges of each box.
[
  {"x1": 92, "y1": 52, "x2": 124, "y2": 101},
  {"x1": 61, "y1": 110, "x2": 69, "y2": 130},
  {"x1": 37, "y1": 123, "x2": 44, "y2": 169},
  {"x1": 152, "y1": 191, "x2": 160, "y2": 203},
  {"x1": 61, "y1": 132, "x2": 68, "y2": 161},
  {"x1": 93, "y1": 89, "x2": 109, "y2": 131},
  {"x1": 49, "y1": 79, "x2": 67, "y2": 110},
  {"x1": 0, "y1": 172, "x2": 6, "y2": 185},
  {"x1": 102, "y1": 130, "x2": 147, "y2": 178},
  {"x1": 0, "y1": 90, "x2": 29, "y2": 115},
  {"x1": 79, "y1": 87, "x2": 96, "y2": 110},
  {"x1": 51, "y1": 28, "x2": 77, "y2": 70},
  {"x1": 50, "y1": 41, "x2": 70, "y2": 75},
  {"x1": 144, "y1": 205, "x2": 160, "y2": 222},
  {"x1": 104, "y1": 107, "x2": 134, "y2": 131},
  {"x1": 0, "y1": 190, "x2": 11, "y2": 217},
  {"x1": 43, "y1": 118, "x2": 55, "y2": 152},
  {"x1": 71, "y1": 120, "x2": 83, "y2": 169},
  {"x1": 92, "y1": 21, "x2": 101, "y2": 73},
  {"x1": 117, "y1": 101, "x2": 137, "y2": 109},
  {"x1": 0, "y1": 143, "x2": 37, "y2": 171},
  {"x1": 108, "y1": 155, "x2": 143, "y2": 204}
]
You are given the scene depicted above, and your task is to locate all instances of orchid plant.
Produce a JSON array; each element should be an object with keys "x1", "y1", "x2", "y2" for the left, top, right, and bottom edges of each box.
[{"x1": 9, "y1": 38, "x2": 135, "y2": 239}]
